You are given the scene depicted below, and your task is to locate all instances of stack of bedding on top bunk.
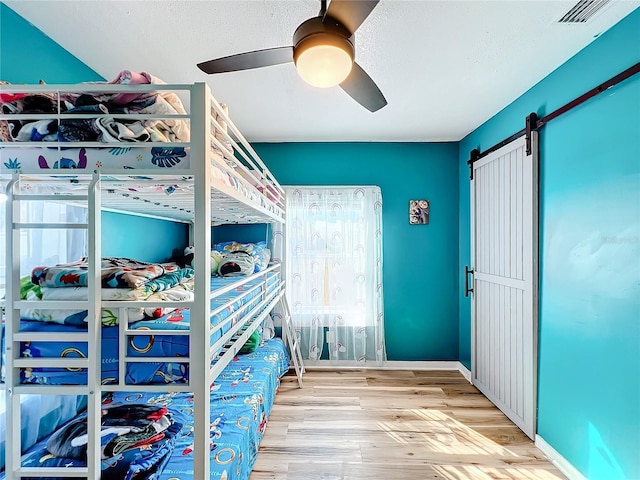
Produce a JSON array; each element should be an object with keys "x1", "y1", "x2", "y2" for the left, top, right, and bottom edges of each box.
[
  {"x1": 0, "y1": 69, "x2": 236, "y2": 156},
  {"x1": 0, "y1": 73, "x2": 288, "y2": 221},
  {"x1": 1, "y1": 337, "x2": 290, "y2": 480},
  {"x1": 0, "y1": 71, "x2": 197, "y2": 176},
  {"x1": 2, "y1": 69, "x2": 233, "y2": 154},
  {"x1": 1, "y1": 71, "x2": 190, "y2": 144}
]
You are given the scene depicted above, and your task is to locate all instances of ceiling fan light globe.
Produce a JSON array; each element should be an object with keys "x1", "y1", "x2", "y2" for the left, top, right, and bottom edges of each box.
[{"x1": 296, "y1": 44, "x2": 353, "y2": 88}]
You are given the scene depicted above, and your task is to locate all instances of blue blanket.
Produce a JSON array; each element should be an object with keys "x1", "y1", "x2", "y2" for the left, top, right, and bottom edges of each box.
[
  {"x1": 1, "y1": 413, "x2": 183, "y2": 480},
  {"x1": 158, "y1": 338, "x2": 290, "y2": 480},
  {"x1": 1, "y1": 338, "x2": 290, "y2": 480}
]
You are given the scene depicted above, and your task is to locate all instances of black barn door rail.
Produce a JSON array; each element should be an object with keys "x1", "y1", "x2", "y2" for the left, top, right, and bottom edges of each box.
[{"x1": 467, "y1": 61, "x2": 640, "y2": 179}]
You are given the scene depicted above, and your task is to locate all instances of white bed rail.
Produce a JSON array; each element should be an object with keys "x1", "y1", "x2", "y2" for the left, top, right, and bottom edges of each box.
[{"x1": 0, "y1": 82, "x2": 284, "y2": 225}]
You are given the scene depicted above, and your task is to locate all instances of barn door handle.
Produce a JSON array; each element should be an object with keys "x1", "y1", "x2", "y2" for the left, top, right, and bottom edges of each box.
[{"x1": 465, "y1": 266, "x2": 474, "y2": 297}]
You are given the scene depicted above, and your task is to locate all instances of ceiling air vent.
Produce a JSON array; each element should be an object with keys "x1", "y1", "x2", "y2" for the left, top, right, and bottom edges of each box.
[{"x1": 558, "y1": 0, "x2": 611, "y2": 23}]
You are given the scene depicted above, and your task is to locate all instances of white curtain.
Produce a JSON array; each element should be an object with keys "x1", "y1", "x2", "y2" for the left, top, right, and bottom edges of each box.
[
  {"x1": 284, "y1": 186, "x2": 386, "y2": 365},
  {"x1": 19, "y1": 203, "x2": 88, "y2": 276}
]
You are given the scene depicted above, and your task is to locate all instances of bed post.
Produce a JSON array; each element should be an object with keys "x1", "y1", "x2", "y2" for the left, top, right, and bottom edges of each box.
[
  {"x1": 86, "y1": 172, "x2": 103, "y2": 479},
  {"x1": 190, "y1": 82, "x2": 213, "y2": 480},
  {"x1": 5, "y1": 176, "x2": 21, "y2": 479}
]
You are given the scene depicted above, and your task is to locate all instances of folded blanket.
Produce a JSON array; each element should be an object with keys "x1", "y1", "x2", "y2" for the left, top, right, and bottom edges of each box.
[
  {"x1": 40, "y1": 268, "x2": 194, "y2": 300},
  {"x1": 22, "y1": 282, "x2": 194, "y2": 326},
  {"x1": 47, "y1": 405, "x2": 171, "y2": 460},
  {"x1": 42, "y1": 286, "x2": 155, "y2": 302},
  {"x1": 17, "y1": 405, "x2": 183, "y2": 480},
  {"x1": 143, "y1": 267, "x2": 194, "y2": 293},
  {"x1": 31, "y1": 257, "x2": 180, "y2": 289},
  {"x1": 63, "y1": 70, "x2": 190, "y2": 144}
]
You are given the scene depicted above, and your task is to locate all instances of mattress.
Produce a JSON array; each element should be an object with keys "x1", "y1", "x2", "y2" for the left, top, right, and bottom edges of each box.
[
  {"x1": 0, "y1": 146, "x2": 283, "y2": 220},
  {"x1": 0, "y1": 145, "x2": 192, "y2": 171},
  {"x1": 0, "y1": 337, "x2": 290, "y2": 480},
  {"x1": 17, "y1": 272, "x2": 281, "y2": 385}
]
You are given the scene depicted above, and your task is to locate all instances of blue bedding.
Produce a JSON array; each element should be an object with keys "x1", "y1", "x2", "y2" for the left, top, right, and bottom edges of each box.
[
  {"x1": 1, "y1": 408, "x2": 183, "y2": 480},
  {"x1": 158, "y1": 338, "x2": 290, "y2": 480},
  {"x1": 1, "y1": 337, "x2": 290, "y2": 480},
  {"x1": 17, "y1": 273, "x2": 280, "y2": 385}
]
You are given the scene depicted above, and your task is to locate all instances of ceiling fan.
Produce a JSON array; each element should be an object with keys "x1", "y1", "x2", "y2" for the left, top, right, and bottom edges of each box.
[{"x1": 197, "y1": 0, "x2": 387, "y2": 112}]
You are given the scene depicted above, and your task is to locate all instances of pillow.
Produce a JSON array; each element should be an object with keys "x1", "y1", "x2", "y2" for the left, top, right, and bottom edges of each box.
[
  {"x1": 210, "y1": 250, "x2": 223, "y2": 274},
  {"x1": 218, "y1": 251, "x2": 254, "y2": 277},
  {"x1": 262, "y1": 314, "x2": 275, "y2": 341},
  {"x1": 254, "y1": 242, "x2": 271, "y2": 272},
  {"x1": 212, "y1": 241, "x2": 271, "y2": 273},
  {"x1": 212, "y1": 240, "x2": 254, "y2": 255},
  {"x1": 181, "y1": 247, "x2": 223, "y2": 275}
]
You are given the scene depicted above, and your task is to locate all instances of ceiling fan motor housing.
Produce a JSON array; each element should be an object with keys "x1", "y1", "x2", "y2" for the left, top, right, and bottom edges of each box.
[{"x1": 292, "y1": 16, "x2": 355, "y2": 65}]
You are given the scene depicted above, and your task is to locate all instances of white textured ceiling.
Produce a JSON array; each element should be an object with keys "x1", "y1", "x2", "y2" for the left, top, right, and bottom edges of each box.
[{"x1": 5, "y1": 0, "x2": 639, "y2": 142}]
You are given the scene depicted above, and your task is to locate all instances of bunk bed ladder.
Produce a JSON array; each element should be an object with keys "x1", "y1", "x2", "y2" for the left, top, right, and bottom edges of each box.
[
  {"x1": 3, "y1": 175, "x2": 102, "y2": 479},
  {"x1": 279, "y1": 295, "x2": 304, "y2": 387}
]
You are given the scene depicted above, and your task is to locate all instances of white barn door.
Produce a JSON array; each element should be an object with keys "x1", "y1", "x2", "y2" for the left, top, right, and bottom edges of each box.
[{"x1": 470, "y1": 133, "x2": 538, "y2": 439}]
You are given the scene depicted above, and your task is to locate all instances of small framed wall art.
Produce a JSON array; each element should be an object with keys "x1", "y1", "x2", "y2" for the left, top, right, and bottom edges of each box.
[{"x1": 409, "y1": 199, "x2": 429, "y2": 225}]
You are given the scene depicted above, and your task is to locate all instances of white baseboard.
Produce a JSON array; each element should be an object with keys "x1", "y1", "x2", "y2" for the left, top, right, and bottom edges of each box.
[
  {"x1": 457, "y1": 362, "x2": 472, "y2": 382},
  {"x1": 536, "y1": 435, "x2": 586, "y2": 480},
  {"x1": 302, "y1": 360, "x2": 463, "y2": 371},
  {"x1": 300, "y1": 361, "x2": 473, "y2": 383},
  {"x1": 383, "y1": 361, "x2": 461, "y2": 370}
]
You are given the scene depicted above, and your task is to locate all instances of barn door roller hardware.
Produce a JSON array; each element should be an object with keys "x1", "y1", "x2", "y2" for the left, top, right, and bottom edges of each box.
[
  {"x1": 468, "y1": 149, "x2": 480, "y2": 181},
  {"x1": 467, "y1": 61, "x2": 640, "y2": 179},
  {"x1": 525, "y1": 112, "x2": 538, "y2": 156}
]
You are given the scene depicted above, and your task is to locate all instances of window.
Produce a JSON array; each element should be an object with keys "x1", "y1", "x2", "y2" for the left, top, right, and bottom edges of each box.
[{"x1": 284, "y1": 186, "x2": 386, "y2": 364}]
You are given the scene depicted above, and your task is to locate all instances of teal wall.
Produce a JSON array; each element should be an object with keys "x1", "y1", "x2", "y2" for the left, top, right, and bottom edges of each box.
[
  {"x1": 255, "y1": 142, "x2": 460, "y2": 361},
  {"x1": 212, "y1": 224, "x2": 268, "y2": 245},
  {"x1": 102, "y1": 212, "x2": 188, "y2": 263},
  {"x1": 0, "y1": 4, "x2": 102, "y2": 83},
  {"x1": 458, "y1": 10, "x2": 640, "y2": 480},
  {"x1": 1, "y1": 3, "x2": 189, "y2": 261}
]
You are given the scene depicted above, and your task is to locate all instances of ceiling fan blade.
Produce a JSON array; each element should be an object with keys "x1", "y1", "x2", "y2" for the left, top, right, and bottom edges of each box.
[
  {"x1": 197, "y1": 46, "x2": 293, "y2": 74},
  {"x1": 323, "y1": 0, "x2": 379, "y2": 35},
  {"x1": 339, "y1": 62, "x2": 387, "y2": 112}
]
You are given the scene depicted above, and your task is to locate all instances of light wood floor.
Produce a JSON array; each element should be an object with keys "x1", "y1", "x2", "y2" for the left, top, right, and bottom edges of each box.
[{"x1": 251, "y1": 370, "x2": 566, "y2": 480}]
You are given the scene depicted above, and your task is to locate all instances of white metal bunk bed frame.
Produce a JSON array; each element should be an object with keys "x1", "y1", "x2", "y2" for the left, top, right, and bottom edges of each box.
[{"x1": 0, "y1": 82, "x2": 304, "y2": 479}]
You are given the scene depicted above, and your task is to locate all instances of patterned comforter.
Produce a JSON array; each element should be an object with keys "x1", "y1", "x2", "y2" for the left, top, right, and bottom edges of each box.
[
  {"x1": 31, "y1": 257, "x2": 185, "y2": 290},
  {"x1": 0, "y1": 338, "x2": 290, "y2": 480}
]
